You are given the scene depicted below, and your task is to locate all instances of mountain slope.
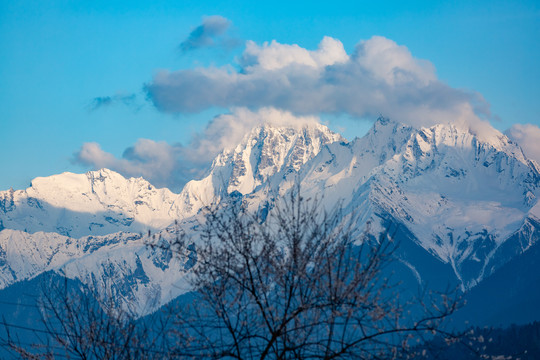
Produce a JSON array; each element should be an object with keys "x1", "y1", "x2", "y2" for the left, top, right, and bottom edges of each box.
[
  {"x1": 254, "y1": 117, "x2": 540, "y2": 289},
  {"x1": 449, "y1": 239, "x2": 540, "y2": 327},
  {"x1": 0, "y1": 228, "x2": 194, "y2": 314},
  {"x1": 0, "y1": 169, "x2": 184, "y2": 238}
]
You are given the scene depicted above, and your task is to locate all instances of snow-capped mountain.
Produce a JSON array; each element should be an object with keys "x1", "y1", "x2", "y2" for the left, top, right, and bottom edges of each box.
[
  {"x1": 177, "y1": 123, "x2": 343, "y2": 218},
  {"x1": 0, "y1": 122, "x2": 342, "y2": 314},
  {"x1": 1, "y1": 117, "x2": 539, "y2": 315},
  {"x1": 0, "y1": 228, "x2": 194, "y2": 314},
  {"x1": 0, "y1": 124, "x2": 342, "y2": 239},
  {"x1": 261, "y1": 118, "x2": 540, "y2": 289},
  {"x1": 0, "y1": 169, "x2": 183, "y2": 238}
]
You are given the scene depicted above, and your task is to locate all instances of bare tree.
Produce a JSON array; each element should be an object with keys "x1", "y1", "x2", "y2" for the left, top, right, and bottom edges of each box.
[
  {"x1": 2, "y1": 188, "x2": 461, "y2": 359},
  {"x1": 167, "y1": 189, "x2": 460, "y2": 359},
  {"x1": 2, "y1": 275, "x2": 174, "y2": 359}
]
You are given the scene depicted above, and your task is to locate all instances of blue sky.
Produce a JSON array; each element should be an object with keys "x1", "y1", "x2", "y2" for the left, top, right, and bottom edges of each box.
[{"x1": 1, "y1": 0, "x2": 539, "y2": 191}]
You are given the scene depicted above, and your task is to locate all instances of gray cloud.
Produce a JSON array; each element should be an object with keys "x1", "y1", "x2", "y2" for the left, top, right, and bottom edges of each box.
[
  {"x1": 89, "y1": 93, "x2": 137, "y2": 111},
  {"x1": 74, "y1": 108, "x2": 317, "y2": 190},
  {"x1": 182, "y1": 107, "x2": 320, "y2": 163},
  {"x1": 505, "y1": 123, "x2": 540, "y2": 164},
  {"x1": 74, "y1": 140, "x2": 190, "y2": 191},
  {"x1": 179, "y1": 15, "x2": 233, "y2": 53},
  {"x1": 147, "y1": 35, "x2": 495, "y2": 135}
]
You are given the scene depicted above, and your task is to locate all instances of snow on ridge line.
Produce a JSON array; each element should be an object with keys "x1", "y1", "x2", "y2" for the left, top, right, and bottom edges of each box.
[
  {"x1": 0, "y1": 168, "x2": 185, "y2": 238},
  {"x1": 250, "y1": 117, "x2": 540, "y2": 289},
  {"x1": 176, "y1": 122, "x2": 344, "y2": 217},
  {"x1": 0, "y1": 122, "x2": 343, "y2": 236}
]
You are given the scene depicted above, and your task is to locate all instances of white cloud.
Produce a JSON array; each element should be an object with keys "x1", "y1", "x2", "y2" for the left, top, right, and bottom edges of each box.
[
  {"x1": 354, "y1": 36, "x2": 435, "y2": 86},
  {"x1": 82, "y1": 34, "x2": 507, "y2": 189},
  {"x1": 146, "y1": 35, "x2": 493, "y2": 134},
  {"x1": 74, "y1": 108, "x2": 320, "y2": 190},
  {"x1": 240, "y1": 36, "x2": 348, "y2": 71},
  {"x1": 505, "y1": 124, "x2": 540, "y2": 163},
  {"x1": 185, "y1": 107, "x2": 320, "y2": 161}
]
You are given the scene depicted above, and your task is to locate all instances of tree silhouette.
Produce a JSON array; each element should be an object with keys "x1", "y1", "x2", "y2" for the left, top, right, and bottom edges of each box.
[
  {"x1": 2, "y1": 188, "x2": 461, "y2": 359},
  {"x1": 167, "y1": 188, "x2": 460, "y2": 359}
]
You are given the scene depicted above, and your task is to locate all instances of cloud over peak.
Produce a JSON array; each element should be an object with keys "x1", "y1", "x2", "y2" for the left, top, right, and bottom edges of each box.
[
  {"x1": 75, "y1": 140, "x2": 184, "y2": 189},
  {"x1": 146, "y1": 35, "x2": 492, "y2": 132},
  {"x1": 81, "y1": 32, "x2": 506, "y2": 189},
  {"x1": 506, "y1": 123, "x2": 540, "y2": 164},
  {"x1": 74, "y1": 108, "x2": 320, "y2": 190}
]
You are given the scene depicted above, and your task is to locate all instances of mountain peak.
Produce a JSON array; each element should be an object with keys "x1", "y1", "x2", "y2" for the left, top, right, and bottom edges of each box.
[
  {"x1": 364, "y1": 117, "x2": 533, "y2": 168},
  {"x1": 232, "y1": 120, "x2": 343, "y2": 149},
  {"x1": 217, "y1": 122, "x2": 344, "y2": 192},
  {"x1": 0, "y1": 168, "x2": 182, "y2": 238},
  {"x1": 177, "y1": 122, "x2": 344, "y2": 217}
]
